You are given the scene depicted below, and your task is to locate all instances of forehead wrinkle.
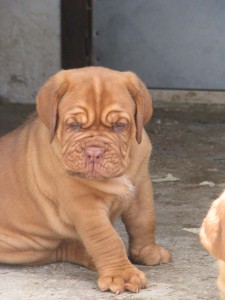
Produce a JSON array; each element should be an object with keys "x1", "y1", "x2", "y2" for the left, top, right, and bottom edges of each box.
[
  {"x1": 97, "y1": 80, "x2": 135, "y2": 126},
  {"x1": 59, "y1": 78, "x2": 98, "y2": 126},
  {"x1": 91, "y1": 74, "x2": 105, "y2": 125},
  {"x1": 102, "y1": 80, "x2": 135, "y2": 111}
]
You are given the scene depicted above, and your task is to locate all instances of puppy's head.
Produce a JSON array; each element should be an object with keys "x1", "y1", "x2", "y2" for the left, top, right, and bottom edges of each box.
[
  {"x1": 36, "y1": 67, "x2": 152, "y2": 179},
  {"x1": 200, "y1": 191, "x2": 225, "y2": 261}
]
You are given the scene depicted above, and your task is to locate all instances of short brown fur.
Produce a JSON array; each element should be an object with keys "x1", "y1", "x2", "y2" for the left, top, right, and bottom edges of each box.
[
  {"x1": 0, "y1": 67, "x2": 171, "y2": 294},
  {"x1": 200, "y1": 191, "x2": 225, "y2": 299}
]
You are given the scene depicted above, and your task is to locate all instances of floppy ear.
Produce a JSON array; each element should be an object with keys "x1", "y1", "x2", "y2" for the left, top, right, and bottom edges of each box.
[
  {"x1": 200, "y1": 191, "x2": 225, "y2": 261},
  {"x1": 124, "y1": 72, "x2": 153, "y2": 144},
  {"x1": 36, "y1": 71, "x2": 68, "y2": 143}
]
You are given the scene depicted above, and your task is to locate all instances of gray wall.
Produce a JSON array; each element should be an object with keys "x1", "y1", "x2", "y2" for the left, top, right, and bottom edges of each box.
[
  {"x1": 0, "y1": 0, "x2": 60, "y2": 104},
  {"x1": 1, "y1": 1, "x2": 225, "y2": 104},
  {"x1": 93, "y1": 0, "x2": 225, "y2": 91}
]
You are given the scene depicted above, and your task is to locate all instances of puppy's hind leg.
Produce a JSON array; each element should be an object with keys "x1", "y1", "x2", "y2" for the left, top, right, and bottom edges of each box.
[
  {"x1": 53, "y1": 240, "x2": 96, "y2": 271},
  {"x1": 122, "y1": 175, "x2": 172, "y2": 266},
  {"x1": 0, "y1": 249, "x2": 59, "y2": 265},
  {"x1": 0, "y1": 242, "x2": 95, "y2": 269}
]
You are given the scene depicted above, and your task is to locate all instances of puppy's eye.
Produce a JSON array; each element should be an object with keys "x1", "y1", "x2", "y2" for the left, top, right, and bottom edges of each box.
[
  {"x1": 68, "y1": 123, "x2": 81, "y2": 131},
  {"x1": 113, "y1": 123, "x2": 127, "y2": 132}
]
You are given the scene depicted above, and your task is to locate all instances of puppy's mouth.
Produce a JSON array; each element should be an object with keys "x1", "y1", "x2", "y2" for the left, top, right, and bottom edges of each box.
[
  {"x1": 84, "y1": 161, "x2": 105, "y2": 179},
  {"x1": 66, "y1": 170, "x2": 105, "y2": 179},
  {"x1": 68, "y1": 160, "x2": 107, "y2": 179},
  {"x1": 66, "y1": 161, "x2": 123, "y2": 180},
  {"x1": 62, "y1": 142, "x2": 126, "y2": 179}
]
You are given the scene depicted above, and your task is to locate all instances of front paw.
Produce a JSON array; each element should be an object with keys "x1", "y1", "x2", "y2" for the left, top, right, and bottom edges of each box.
[
  {"x1": 98, "y1": 266, "x2": 147, "y2": 294},
  {"x1": 130, "y1": 244, "x2": 172, "y2": 266}
]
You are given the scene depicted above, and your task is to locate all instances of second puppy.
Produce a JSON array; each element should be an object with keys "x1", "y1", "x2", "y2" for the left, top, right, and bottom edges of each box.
[{"x1": 200, "y1": 191, "x2": 225, "y2": 299}]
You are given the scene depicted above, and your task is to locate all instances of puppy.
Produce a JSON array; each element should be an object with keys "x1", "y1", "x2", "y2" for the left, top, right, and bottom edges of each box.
[
  {"x1": 200, "y1": 191, "x2": 225, "y2": 299},
  {"x1": 0, "y1": 67, "x2": 171, "y2": 294}
]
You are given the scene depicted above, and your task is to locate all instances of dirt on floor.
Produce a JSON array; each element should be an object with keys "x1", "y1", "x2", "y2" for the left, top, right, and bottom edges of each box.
[{"x1": 0, "y1": 101, "x2": 224, "y2": 299}]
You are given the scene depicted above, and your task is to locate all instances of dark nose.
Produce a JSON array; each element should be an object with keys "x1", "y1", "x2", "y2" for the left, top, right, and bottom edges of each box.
[{"x1": 85, "y1": 147, "x2": 105, "y2": 162}]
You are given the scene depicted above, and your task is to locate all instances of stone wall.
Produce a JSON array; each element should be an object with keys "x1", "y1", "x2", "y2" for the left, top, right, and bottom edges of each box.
[{"x1": 0, "y1": 0, "x2": 60, "y2": 103}]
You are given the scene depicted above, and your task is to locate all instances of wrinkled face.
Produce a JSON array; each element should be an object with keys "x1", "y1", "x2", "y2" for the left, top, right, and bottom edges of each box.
[
  {"x1": 36, "y1": 67, "x2": 153, "y2": 180},
  {"x1": 56, "y1": 74, "x2": 136, "y2": 179}
]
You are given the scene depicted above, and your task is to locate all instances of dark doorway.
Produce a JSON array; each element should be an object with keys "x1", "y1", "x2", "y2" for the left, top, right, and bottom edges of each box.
[{"x1": 61, "y1": 0, "x2": 92, "y2": 69}]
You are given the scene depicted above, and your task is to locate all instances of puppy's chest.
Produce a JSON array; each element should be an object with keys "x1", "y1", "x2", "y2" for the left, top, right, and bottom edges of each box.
[
  {"x1": 107, "y1": 195, "x2": 130, "y2": 222},
  {"x1": 101, "y1": 176, "x2": 136, "y2": 221}
]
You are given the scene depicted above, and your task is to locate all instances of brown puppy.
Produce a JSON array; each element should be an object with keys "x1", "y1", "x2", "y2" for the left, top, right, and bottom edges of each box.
[
  {"x1": 0, "y1": 67, "x2": 171, "y2": 294},
  {"x1": 200, "y1": 191, "x2": 225, "y2": 299}
]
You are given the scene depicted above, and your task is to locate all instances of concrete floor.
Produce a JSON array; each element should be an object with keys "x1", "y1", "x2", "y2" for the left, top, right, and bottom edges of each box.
[{"x1": 0, "y1": 101, "x2": 224, "y2": 300}]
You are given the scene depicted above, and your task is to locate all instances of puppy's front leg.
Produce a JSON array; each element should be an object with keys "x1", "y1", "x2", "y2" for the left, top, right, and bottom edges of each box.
[
  {"x1": 122, "y1": 175, "x2": 172, "y2": 265},
  {"x1": 75, "y1": 208, "x2": 147, "y2": 294}
]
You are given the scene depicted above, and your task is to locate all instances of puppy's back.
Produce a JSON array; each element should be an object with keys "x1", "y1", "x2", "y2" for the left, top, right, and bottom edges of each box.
[{"x1": 0, "y1": 116, "x2": 39, "y2": 222}]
